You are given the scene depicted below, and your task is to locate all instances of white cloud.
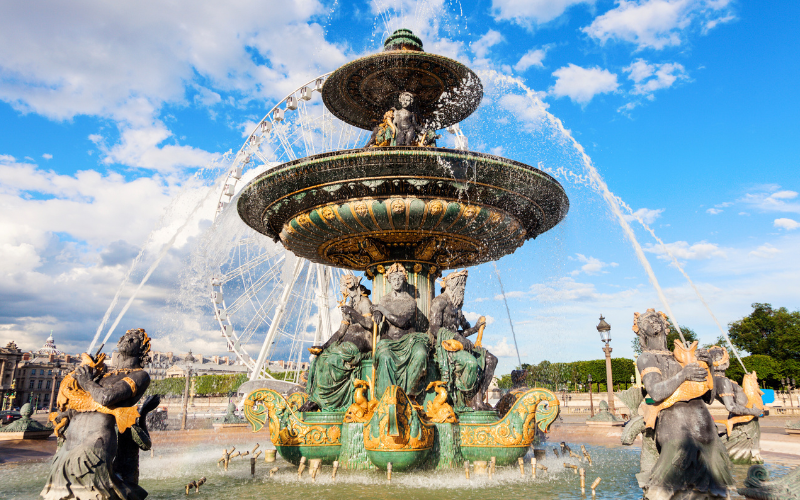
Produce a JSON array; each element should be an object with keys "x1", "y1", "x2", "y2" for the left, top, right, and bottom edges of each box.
[
  {"x1": 706, "y1": 208, "x2": 722, "y2": 215},
  {"x1": 624, "y1": 59, "x2": 687, "y2": 96},
  {"x1": 624, "y1": 207, "x2": 664, "y2": 224},
  {"x1": 583, "y1": 0, "x2": 735, "y2": 50},
  {"x1": 570, "y1": 253, "x2": 618, "y2": 276},
  {"x1": 97, "y1": 123, "x2": 219, "y2": 172},
  {"x1": 492, "y1": 0, "x2": 595, "y2": 27},
  {"x1": 471, "y1": 30, "x2": 505, "y2": 59},
  {"x1": 749, "y1": 243, "x2": 780, "y2": 259},
  {"x1": 42, "y1": 154, "x2": 53, "y2": 160},
  {"x1": 644, "y1": 240, "x2": 726, "y2": 261},
  {"x1": 740, "y1": 188, "x2": 800, "y2": 213},
  {"x1": 551, "y1": 64, "x2": 619, "y2": 104},
  {"x1": 483, "y1": 337, "x2": 525, "y2": 358},
  {"x1": 463, "y1": 312, "x2": 496, "y2": 326},
  {"x1": 775, "y1": 218, "x2": 800, "y2": 231},
  {"x1": 514, "y1": 48, "x2": 548, "y2": 72}
]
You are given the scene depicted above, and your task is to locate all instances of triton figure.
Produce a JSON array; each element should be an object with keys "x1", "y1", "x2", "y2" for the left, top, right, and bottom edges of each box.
[{"x1": 429, "y1": 270, "x2": 496, "y2": 410}]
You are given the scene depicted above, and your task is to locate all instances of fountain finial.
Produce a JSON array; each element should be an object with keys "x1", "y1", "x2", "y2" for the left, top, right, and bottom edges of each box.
[{"x1": 384, "y1": 29, "x2": 423, "y2": 52}]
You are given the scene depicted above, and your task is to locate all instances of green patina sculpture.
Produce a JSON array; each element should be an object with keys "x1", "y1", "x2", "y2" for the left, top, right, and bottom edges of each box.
[
  {"x1": 738, "y1": 464, "x2": 800, "y2": 499},
  {"x1": 373, "y1": 263, "x2": 429, "y2": 401},
  {"x1": 301, "y1": 274, "x2": 374, "y2": 412},
  {"x1": 0, "y1": 402, "x2": 53, "y2": 435},
  {"x1": 429, "y1": 269, "x2": 496, "y2": 411},
  {"x1": 587, "y1": 399, "x2": 624, "y2": 423}
]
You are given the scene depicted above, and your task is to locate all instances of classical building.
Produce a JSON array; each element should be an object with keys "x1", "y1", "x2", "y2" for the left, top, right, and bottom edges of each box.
[
  {"x1": 13, "y1": 334, "x2": 79, "y2": 410},
  {"x1": 143, "y1": 350, "x2": 241, "y2": 380},
  {"x1": 1, "y1": 341, "x2": 24, "y2": 410}
]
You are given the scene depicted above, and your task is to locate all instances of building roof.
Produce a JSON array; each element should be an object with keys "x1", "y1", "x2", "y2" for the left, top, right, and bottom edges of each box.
[{"x1": 35, "y1": 332, "x2": 63, "y2": 356}]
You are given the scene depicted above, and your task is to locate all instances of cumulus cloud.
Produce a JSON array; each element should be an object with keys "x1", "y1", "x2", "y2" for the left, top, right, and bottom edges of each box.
[
  {"x1": 644, "y1": 240, "x2": 726, "y2": 261},
  {"x1": 570, "y1": 253, "x2": 619, "y2": 276},
  {"x1": 624, "y1": 59, "x2": 688, "y2": 96},
  {"x1": 484, "y1": 337, "x2": 525, "y2": 358},
  {"x1": 492, "y1": 277, "x2": 639, "y2": 303},
  {"x1": 775, "y1": 218, "x2": 800, "y2": 231},
  {"x1": 706, "y1": 208, "x2": 722, "y2": 215},
  {"x1": 42, "y1": 154, "x2": 53, "y2": 160},
  {"x1": 584, "y1": 0, "x2": 736, "y2": 51},
  {"x1": 514, "y1": 48, "x2": 548, "y2": 72},
  {"x1": 551, "y1": 64, "x2": 619, "y2": 104},
  {"x1": 749, "y1": 243, "x2": 780, "y2": 259},
  {"x1": 741, "y1": 188, "x2": 800, "y2": 213},
  {"x1": 471, "y1": 30, "x2": 505, "y2": 59},
  {"x1": 463, "y1": 312, "x2": 496, "y2": 326},
  {"x1": 624, "y1": 207, "x2": 664, "y2": 224},
  {"x1": 492, "y1": 0, "x2": 595, "y2": 27}
]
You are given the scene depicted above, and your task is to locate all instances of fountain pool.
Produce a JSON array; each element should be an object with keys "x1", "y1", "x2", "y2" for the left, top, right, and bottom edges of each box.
[{"x1": 1, "y1": 441, "x2": 792, "y2": 499}]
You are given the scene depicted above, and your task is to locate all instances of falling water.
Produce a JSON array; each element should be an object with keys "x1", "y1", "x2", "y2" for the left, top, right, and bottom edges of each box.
[{"x1": 88, "y1": 161, "x2": 231, "y2": 353}]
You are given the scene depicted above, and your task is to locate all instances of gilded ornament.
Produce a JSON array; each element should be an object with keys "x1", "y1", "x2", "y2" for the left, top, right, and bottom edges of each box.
[
  {"x1": 489, "y1": 213, "x2": 502, "y2": 224},
  {"x1": 243, "y1": 389, "x2": 342, "y2": 447},
  {"x1": 463, "y1": 205, "x2": 479, "y2": 218},
  {"x1": 428, "y1": 200, "x2": 444, "y2": 215},
  {"x1": 413, "y1": 263, "x2": 423, "y2": 273},
  {"x1": 390, "y1": 198, "x2": 406, "y2": 214},
  {"x1": 321, "y1": 206, "x2": 336, "y2": 221},
  {"x1": 376, "y1": 265, "x2": 386, "y2": 274},
  {"x1": 354, "y1": 202, "x2": 369, "y2": 217}
]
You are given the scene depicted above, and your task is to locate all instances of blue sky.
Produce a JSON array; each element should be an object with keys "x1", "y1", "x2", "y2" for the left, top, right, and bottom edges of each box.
[{"x1": 0, "y1": 1, "x2": 798, "y2": 374}]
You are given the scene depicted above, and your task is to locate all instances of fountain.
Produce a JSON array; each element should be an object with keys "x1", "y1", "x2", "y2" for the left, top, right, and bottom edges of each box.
[{"x1": 237, "y1": 28, "x2": 564, "y2": 473}]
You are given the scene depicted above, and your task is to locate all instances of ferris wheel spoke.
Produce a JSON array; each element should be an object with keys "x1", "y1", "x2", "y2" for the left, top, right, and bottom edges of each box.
[
  {"x1": 226, "y1": 271, "x2": 282, "y2": 315},
  {"x1": 221, "y1": 252, "x2": 284, "y2": 285}
]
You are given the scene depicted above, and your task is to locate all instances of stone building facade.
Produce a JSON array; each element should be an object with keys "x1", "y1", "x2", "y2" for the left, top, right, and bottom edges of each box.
[{"x1": 1, "y1": 341, "x2": 23, "y2": 410}]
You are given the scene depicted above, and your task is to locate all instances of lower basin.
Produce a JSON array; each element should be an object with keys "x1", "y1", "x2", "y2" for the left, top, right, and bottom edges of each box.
[{"x1": 1, "y1": 439, "x2": 781, "y2": 500}]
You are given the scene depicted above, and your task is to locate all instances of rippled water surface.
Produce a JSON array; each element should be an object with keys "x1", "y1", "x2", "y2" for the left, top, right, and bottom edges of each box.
[{"x1": 1, "y1": 442, "x2": 792, "y2": 500}]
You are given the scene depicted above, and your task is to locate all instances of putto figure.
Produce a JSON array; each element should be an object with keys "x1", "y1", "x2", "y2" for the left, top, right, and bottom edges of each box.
[
  {"x1": 635, "y1": 309, "x2": 733, "y2": 500},
  {"x1": 709, "y1": 345, "x2": 765, "y2": 464},
  {"x1": 372, "y1": 263, "x2": 430, "y2": 401},
  {"x1": 42, "y1": 328, "x2": 160, "y2": 500},
  {"x1": 428, "y1": 270, "x2": 496, "y2": 411},
  {"x1": 300, "y1": 274, "x2": 374, "y2": 412},
  {"x1": 392, "y1": 92, "x2": 422, "y2": 146}
]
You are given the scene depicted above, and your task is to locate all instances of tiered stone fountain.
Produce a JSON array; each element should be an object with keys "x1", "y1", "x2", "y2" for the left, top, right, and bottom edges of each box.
[{"x1": 237, "y1": 29, "x2": 568, "y2": 472}]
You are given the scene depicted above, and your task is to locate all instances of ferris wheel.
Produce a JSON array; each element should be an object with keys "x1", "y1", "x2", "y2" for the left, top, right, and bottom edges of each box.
[
  {"x1": 209, "y1": 74, "x2": 361, "y2": 384},
  {"x1": 206, "y1": 73, "x2": 471, "y2": 384}
]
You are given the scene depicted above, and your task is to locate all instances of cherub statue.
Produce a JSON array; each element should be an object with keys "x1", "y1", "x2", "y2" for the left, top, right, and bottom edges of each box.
[{"x1": 393, "y1": 92, "x2": 422, "y2": 146}]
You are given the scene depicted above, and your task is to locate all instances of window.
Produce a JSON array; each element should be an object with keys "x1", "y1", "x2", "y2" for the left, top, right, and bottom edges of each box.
[
  {"x1": 46, "y1": 380, "x2": 51, "y2": 389},
  {"x1": 41, "y1": 369, "x2": 46, "y2": 375},
  {"x1": 29, "y1": 380, "x2": 35, "y2": 389},
  {"x1": 38, "y1": 380, "x2": 43, "y2": 389},
  {"x1": 48, "y1": 370, "x2": 52, "y2": 375},
  {"x1": 44, "y1": 393, "x2": 50, "y2": 401}
]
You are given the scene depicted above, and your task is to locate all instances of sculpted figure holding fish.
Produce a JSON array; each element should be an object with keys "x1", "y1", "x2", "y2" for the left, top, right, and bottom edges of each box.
[
  {"x1": 635, "y1": 309, "x2": 733, "y2": 500},
  {"x1": 42, "y1": 328, "x2": 160, "y2": 500}
]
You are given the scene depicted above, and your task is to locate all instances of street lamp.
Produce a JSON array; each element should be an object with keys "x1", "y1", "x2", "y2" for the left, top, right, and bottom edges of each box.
[
  {"x1": 587, "y1": 373, "x2": 594, "y2": 417},
  {"x1": 597, "y1": 315, "x2": 615, "y2": 414}
]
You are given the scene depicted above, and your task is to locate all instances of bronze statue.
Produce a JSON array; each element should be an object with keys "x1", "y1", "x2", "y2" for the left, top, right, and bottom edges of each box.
[
  {"x1": 393, "y1": 92, "x2": 422, "y2": 146},
  {"x1": 635, "y1": 309, "x2": 733, "y2": 500},
  {"x1": 300, "y1": 274, "x2": 374, "y2": 412},
  {"x1": 428, "y1": 269, "x2": 496, "y2": 411},
  {"x1": 42, "y1": 328, "x2": 159, "y2": 500},
  {"x1": 372, "y1": 263, "x2": 430, "y2": 401},
  {"x1": 709, "y1": 345, "x2": 765, "y2": 464},
  {"x1": 363, "y1": 109, "x2": 396, "y2": 148}
]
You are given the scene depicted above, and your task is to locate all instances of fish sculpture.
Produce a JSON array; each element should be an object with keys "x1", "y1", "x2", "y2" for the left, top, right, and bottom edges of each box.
[
  {"x1": 49, "y1": 352, "x2": 140, "y2": 434},
  {"x1": 643, "y1": 340, "x2": 714, "y2": 428},
  {"x1": 715, "y1": 371, "x2": 764, "y2": 436}
]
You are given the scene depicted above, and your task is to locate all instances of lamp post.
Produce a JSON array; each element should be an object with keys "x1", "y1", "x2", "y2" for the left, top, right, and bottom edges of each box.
[
  {"x1": 597, "y1": 315, "x2": 615, "y2": 414},
  {"x1": 587, "y1": 374, "x2": 594, "y2": 417},
  {"x1": 790, "y1": 378, "x2": 795, "y2": 408}
]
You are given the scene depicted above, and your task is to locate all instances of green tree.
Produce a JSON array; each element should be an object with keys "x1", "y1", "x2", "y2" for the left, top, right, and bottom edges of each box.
[
  {"x1": 632, "y1": 323, "x2": 698, "y2": 354},
  {"x1": 725, "y1": 354, "x2": 782, "y2": 388},
  {"x1": 728, "y1": 303, "x2": 800, "y2": 362}
]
